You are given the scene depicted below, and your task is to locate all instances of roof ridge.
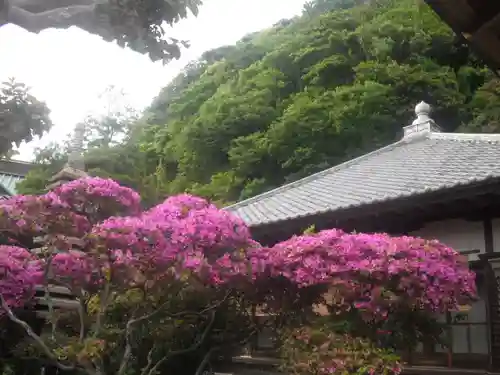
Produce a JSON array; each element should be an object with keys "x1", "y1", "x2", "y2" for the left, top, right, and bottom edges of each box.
[
  {"x1": 0, "y1": 159, "x2": 35, "y2": 177},
  {"x1": 0, "y1": 171, "x2": 25, "y2": 177},
  {"x1": 0, "y1": 159, "x2": 34, "y2": 166},
  {"x1": 225, "y1": 137, "x2": 412, "y2": 211},
  {"x1": 430, "y1": 132, "x2": 500, "y2": 142}
]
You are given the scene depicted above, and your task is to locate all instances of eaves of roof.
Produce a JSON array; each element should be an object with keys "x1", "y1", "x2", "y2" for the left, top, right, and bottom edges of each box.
[
  {"x1": 0, "y1": 159, "x2": 33, "y2": 198},
  {"x1": 0, "y1": 173, "x2": 24, "y2": 196}
]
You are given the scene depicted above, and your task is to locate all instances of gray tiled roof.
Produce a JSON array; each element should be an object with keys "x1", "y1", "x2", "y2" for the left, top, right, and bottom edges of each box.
[
  {"x1": 0, "y1": 173, "x2": 24, "y2": 196},
  {"x1": 225, "y1": 132, "x2": 500, "y2": 227},
  {"x1": 0, "y1": 160, "x2": 33, "y2": 199}
]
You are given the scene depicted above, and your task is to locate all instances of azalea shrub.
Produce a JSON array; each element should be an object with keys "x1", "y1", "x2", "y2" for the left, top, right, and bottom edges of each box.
[
  {"x1": 253, "y1": 229, "x2": 476, "y2": 315},
  {"x1": 0, "y1": 177, "x2": 478, "y2": 375},
  {"x1": 281, "y1": 324, "x2": 401, "y2": 375},
  {"x1": 0, "y1": 177, "x2": 257, "y2": 375},
  {"x1": 251, "y1": 229, "x2": 477, "y2": 374}
]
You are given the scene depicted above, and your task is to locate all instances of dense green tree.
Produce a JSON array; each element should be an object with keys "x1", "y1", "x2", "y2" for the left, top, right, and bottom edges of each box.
[
  {"x1": 17, "y1": 112, "x2": 164, "y2": 206},
  {"x1": 460, "y1": 74, "x2": 500, "y2": 133},
  {"x1": 18, "y1": 0, "x2": 500, "y2": 206},
  {"x1": 0, "y1": 79, "x2": 52, "y2": 158},
  {"x1": 135, "y1": 0, "x2": 493, "y2": 203},
  {"x1": 15, "y1": 142, "x2": 67, "y2": 195}
]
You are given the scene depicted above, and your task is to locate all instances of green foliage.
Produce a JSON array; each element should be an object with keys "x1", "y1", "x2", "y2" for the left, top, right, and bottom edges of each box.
[
  {"x1": 18, "y1": 137, "x2": 163, "y2": 207},
  {"x1": 280, "y1": 322, "x2": 401, "y2": 375},
  {"x1": 95, "y1": 0, "x2": 203, "y2": 62},
  {"x1": 461, "y1": 76, "x2": 500, "y2": 133},
  {"x1": 0, "y1": 78, "x2": 52, "y2": 158},
  {"x1": 128, "y1": 0, "x2": 498, "y2": 205},
  {"x1": 16, "y1": 143, "x2": 67, "y2": 195},
  {"x1": 303, "y1": 225, "x2": 316, "y2": 235},
  {"x1": 18, "y1": 95, "x2": 165, "y2": 205},
  {"x1": 18, "y1": 0, "x2": 500, "y2": 206}
]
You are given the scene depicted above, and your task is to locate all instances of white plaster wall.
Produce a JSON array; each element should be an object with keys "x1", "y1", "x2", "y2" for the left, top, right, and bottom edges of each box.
[
  {"x1": 491, "y1": 219, "x2": 500, "y2": 252},
  {"x1": 409, "y1": 219, "x2": 485, "y2": 262},
  {"x1": 409, "y1": 219, "x2": 488, "y2": 354}
]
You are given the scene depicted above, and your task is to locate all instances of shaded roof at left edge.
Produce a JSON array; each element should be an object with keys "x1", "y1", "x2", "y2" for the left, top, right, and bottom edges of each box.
[{"x1": 0, "y1": 160, "x2": 34, "y2": 199}]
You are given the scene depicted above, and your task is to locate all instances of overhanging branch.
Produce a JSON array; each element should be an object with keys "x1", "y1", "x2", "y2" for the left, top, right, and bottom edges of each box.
[
  {"x1": 1, "y1": 0, "x2": 195, "y2": 62},
  {"x1": 1, "y1": 0, "x2": 113, "y2": 39},
  {"x1": 11, "y1": 0, "x2": 98, "y2": 13},
  {"x1": 6, "y1": 4, "x2": 107, "y2": 35}
]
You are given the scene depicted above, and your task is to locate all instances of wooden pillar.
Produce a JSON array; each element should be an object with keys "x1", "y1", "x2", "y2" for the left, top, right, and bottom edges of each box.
[
  {"x1": 483, "y1": 256, "x2": 500, "y2": 370},
  {"x1": 480, "y1": 211, "x2": 500, "y2": 372},
  {"x1": 481, "y1": 217, "x2": 497, "y2": 370}
]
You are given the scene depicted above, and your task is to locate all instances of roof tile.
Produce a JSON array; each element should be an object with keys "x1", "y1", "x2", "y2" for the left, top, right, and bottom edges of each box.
[
  {"x1": 225, "y1": 133, "x2": 500, "y2": 227},
  {"x1": 0, "y1": 173, "x2": 24, "y2": 195}
]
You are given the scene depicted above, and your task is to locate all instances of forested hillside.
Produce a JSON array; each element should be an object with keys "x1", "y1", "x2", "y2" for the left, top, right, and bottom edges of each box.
[{"x1": 18, "y1": 0, "x2": 500, "y2": 206}]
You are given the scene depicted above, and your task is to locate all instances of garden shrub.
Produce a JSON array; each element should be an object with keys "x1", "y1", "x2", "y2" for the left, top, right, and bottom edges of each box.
[
  {"x1": 280, "y1": 323, "x2": 401, "y2": 375},
  {"x1": 251, "y1": 229, "x2": 477, "y2": 374},
  {"x1": 0, "y1": 178, "x2": 477, "y2": 375}
]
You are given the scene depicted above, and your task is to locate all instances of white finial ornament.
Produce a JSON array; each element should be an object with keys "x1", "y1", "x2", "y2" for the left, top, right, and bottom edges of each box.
[
  {"x1": 412, "y1": 101, "x2": 432, "y2": 125},
  {"x1": 403, "y1": 100, "x2": 440, "y2": 139},
  {"x1": 415, "y1": 101, "x2": 431, "y2": 116}
]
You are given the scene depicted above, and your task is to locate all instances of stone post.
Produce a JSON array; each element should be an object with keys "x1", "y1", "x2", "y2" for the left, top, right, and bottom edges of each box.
[{"x1": 46, "y1": 122, "x2": 88, "y2": 190}]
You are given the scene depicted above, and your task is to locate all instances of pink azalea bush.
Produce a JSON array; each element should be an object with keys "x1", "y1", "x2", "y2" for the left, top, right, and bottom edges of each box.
[
  {"x1": 0, "y1": 178, "x2": 255, "y2": 311},
  {"x1": 0, "y1": 245, "x2": 42, "y2": 309},
  {"x1": 0, "y1": 177, "x2": 477, "y2": 374},
  {"x1": 250, "y1": 229, "x2": 477, "y2": 375},
  {"x1": 251, "y1": 228, "x2": 476, "y2": 318}
]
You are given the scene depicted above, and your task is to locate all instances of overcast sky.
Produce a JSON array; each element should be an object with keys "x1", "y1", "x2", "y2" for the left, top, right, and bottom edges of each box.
[{"x1": 0, "y1": 0, "x2": 307, "y2": 161}]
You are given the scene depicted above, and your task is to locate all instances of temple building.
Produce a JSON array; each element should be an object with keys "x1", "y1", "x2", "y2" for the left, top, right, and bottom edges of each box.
[
  {"x1": 226, "y1": 101, "x2": 500, "y2": 372},
  {"x1": 0, "y1": 159, "x2": 33, "y2": 199}
]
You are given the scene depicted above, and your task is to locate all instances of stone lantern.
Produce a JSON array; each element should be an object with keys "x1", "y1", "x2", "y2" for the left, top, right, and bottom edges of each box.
[{"x1": 47, "y1": 122, "x2": 88, "y2": 190}]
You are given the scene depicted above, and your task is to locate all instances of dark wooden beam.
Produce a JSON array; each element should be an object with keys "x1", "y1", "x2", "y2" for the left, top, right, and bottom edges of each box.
[
  {"x1": 424, "y1": 0, "x2": 500, "y2": 73},
  {"x1": 465, "y1": 0, "x2": 500, "y2": 31},
  {"x1": 485, "y1": 216, "x2": 494, "y2": 253},
  {"x1": 467, "y1": 12, "x2": 500, "y2": 68},
  {"x1": 426, "y1": 0, "x2": 479, "y2": 32}
]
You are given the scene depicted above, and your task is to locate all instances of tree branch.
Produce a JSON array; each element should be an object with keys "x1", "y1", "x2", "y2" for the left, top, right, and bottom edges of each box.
[
  {"x1": 121, "y1": 291, "x2": 232, "y2": 375},
  {"x1": 194, "y1": 347, "x2": 216, "y2": 375},
  {"x1": 93, "y1": 278, "x2": 111, "y2": 338},
  {"x1": 75, "y1": 288, "x2": 87, "y2": 342},
  {"x1": 6, "y1": 4, "x2": 106, "y2": 34},
  {"x1": 143, "y1": 311, "x2": 217, "y2": 375},
  {"x1": 53, "y1": 280, "x2": 87, "y2": 342},
  {"x1": 0, "y1": 294, "x2": 75, "y2": 372},
  {"x1": 142, "y1": 345, "x2": 157, "y2": 375},
  {"x1": 133, "y1": 288, "x2": 233, "y2": 328},
  {"x1": 117, "y1": 298, "x2": 172, "y2": 375},
  {"x1": 116, "y1": 308, "x2": 136, "y2": 375},
  {"x1": 11, "y1": 0, "x2": 98, "y2": 13},
  {"x1": 42, "y1": 255, "x2": 57, "y2": 340}
]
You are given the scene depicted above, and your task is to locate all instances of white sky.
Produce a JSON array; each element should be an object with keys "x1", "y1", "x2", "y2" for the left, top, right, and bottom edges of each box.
[{"x1": 0, "y1": 0, "x2": 308, "y2": 161}]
